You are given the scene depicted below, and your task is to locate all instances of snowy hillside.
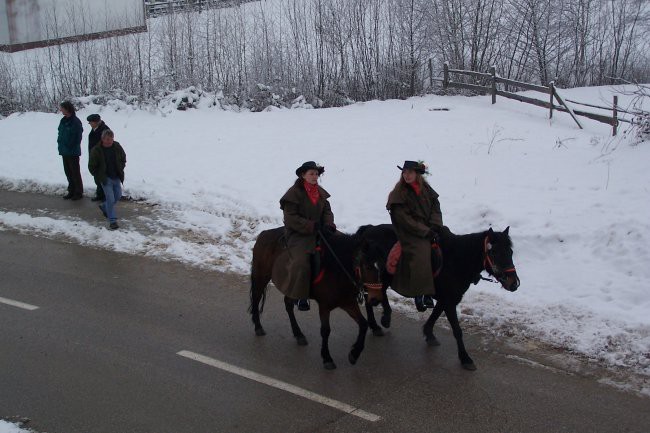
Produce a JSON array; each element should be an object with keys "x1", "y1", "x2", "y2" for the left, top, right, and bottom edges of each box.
[{"x1": 0, "y1": 85, "x2": 648, "y2": 384}]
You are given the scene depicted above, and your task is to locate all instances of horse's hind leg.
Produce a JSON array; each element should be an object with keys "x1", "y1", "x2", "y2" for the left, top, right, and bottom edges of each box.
[
  {"x1": 250, "y1": 273, "x2": 270, "y2": 336},
  {"x1": 444, "y1": 305, "x2": 476, "y2": 370},
  {"x1": 284, "y1": 296, "x2": 308, "y2": 346},
  {"x1": 422, "y1": 301, "x2": 444, "y2": 346},
  {"x1": 341, "y1": 301, "x2": 369, "y2": 366}
]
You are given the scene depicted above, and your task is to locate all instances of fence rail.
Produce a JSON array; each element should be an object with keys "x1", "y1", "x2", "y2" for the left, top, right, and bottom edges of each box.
[
  {"x1": 144, "y1": 0, "x2": 253, "y2": 16},
  {"x1": 437, "y1": 61, "x2": 630, "y2": 136}
]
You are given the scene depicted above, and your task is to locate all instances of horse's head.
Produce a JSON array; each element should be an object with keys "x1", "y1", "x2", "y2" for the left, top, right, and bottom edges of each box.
[{"x1": 484, "y1": 227, "x2": 520, "y2": 292}]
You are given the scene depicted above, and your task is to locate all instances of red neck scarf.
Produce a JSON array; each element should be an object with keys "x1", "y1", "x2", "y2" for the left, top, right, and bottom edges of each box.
[
  {"x1": 304, "y1": 181, "x2": 320, "y2": 205},
  {"x1": 409, "y1": 181, "x2": 421, "y2": 196}
]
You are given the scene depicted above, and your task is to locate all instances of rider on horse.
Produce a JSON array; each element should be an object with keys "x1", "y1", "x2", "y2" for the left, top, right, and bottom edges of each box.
[
  {"x1": 278, "y1": 161, "x2": 336, "y2": 311},
  {"x1": 386, "y1": 160, "x2": 443, "y2": 312}
]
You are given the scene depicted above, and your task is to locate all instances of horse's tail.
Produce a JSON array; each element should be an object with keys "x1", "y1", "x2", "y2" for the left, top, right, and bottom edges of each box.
[{"x1": 248, "y1": 262, "x2": 268, "y2": 314}]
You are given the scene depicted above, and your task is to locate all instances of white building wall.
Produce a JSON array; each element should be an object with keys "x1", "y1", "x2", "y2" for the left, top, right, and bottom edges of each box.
[{"x1": 1, "y1": 0, "x2": 145, "y2": 46}]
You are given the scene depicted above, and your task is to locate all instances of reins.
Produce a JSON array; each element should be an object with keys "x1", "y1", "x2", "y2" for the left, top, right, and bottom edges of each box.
[{"x1": 317, "y1": 229, "x2": 362, "y2": 291}]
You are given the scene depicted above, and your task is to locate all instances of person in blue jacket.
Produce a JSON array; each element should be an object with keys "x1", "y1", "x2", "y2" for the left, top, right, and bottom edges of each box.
[{"x1": 57, "y1": 101, "x2": 84, "y2": 200}]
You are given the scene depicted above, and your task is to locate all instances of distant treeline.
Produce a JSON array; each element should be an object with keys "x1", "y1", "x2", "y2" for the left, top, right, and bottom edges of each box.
[{"x1": 1, "y1": 0, "x2": 648, "y2": 112}]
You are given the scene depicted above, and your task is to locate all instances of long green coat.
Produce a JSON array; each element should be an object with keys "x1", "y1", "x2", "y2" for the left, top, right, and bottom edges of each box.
[
  {"x1": 386, "y1": 182, "x2": 443, "y2": 297},
  {"x1": 272, "y1": 181, "x2": 335, "y2": 299}
]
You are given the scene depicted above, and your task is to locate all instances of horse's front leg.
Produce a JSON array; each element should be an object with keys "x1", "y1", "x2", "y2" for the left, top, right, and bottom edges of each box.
[
  {"x1": 341, "y1": 300, "x2": 369, "y2": 366},
  {"x1": 422, "y1": 301, "x2": 444, "y2": 346},
  {"x1": 444, "y1": 305, "x2": 476, "y2": 371},
  {"x1": 380, "y1": 286, "x2": 392, "y2": 328},
  {"x1": 365, "y1": 300, "x2": 384, "y2": 337},
  {"x1": 318, "y1": 305, "x2": 336, "y2": 370},
  {"x1": 284, "y1": 296, "x2": 308, "y2": 346}
]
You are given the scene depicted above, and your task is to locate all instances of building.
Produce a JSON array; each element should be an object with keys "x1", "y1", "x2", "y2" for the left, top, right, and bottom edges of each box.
[{"x1": 0, "y1": 0, "x2": 146, "y2": 52}]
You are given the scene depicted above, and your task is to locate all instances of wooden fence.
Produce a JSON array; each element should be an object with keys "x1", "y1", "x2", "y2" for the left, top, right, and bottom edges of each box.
[
  {"x1": 433, "y1": 61, "x2": 633, "y2": 136},
  {"x1": 144, "y1": 0, "x2": 253, "y2": 16}
]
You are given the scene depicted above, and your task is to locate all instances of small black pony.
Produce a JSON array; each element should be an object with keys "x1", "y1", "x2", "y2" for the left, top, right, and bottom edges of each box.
[
  {"x1": 359, "y1": 224, "x2": 520, "y2": 370},
  {"x1": 249, "y1": 227, "x2": 383, "y2": 370}
]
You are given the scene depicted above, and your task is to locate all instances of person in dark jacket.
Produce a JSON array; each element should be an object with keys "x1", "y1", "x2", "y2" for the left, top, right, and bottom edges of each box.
[
  {"x1": 274, "y1": 161, "x2": 336, "y2": 311},
  {"x1": 57, "y1": 101, "x2": 84, "y2": 200},
  {"x1": 88, "y1": 129, "x2": 127, "y2": 230},
  {"x1": 86, "y1": 114, "x2": 110, "y2": 201},
  {"x1": 386, "y1": 160, "x2": 443, "y2": 312}
]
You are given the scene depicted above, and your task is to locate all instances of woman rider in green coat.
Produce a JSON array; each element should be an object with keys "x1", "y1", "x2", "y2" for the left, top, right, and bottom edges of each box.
[
  {"x1": 277, "y1": 161, "x2": 336, "y2": 311},
  {"x1": 386, "y1": 161, "x2": 443, "y2": 312}
]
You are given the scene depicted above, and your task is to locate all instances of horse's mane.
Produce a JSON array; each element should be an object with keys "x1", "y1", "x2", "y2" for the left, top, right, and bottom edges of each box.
[
  {"x1": 441, "y1": 227, "x2": 513, "y2": 267},
  {"x1": 320, "y1": 230, "x2": 362, "y2": 273}
]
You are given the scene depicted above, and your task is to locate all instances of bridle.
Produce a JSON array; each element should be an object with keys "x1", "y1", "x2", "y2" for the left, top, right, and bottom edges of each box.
[{"x1": 482, "y1": 236, "x2": 519, "y2": 289}]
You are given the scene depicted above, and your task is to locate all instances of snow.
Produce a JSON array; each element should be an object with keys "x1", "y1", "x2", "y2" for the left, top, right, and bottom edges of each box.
[
  {"x1": 0, "y1": 421, "x2": 31, "y2": 433},
  {"x1": 0, "y1": 85, "x2": 649, "y2": 380}
]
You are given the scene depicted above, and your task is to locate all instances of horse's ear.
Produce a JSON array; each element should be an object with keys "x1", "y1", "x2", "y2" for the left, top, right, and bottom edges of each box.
[
  {"x1": 488, "y1": 227, "x2": 494, "y2": 235},
  {"x1": 504, "y1": 226, "x2": 510, "y2": 235}
]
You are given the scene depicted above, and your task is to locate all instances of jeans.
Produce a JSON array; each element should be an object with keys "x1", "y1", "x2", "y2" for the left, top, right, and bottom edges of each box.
[
  {"x1": 62, "y1": 156, "x2": 83, "y2": 197},
  {"x1": 101, "y1": 177, "x2": 122, "y2": 223}
]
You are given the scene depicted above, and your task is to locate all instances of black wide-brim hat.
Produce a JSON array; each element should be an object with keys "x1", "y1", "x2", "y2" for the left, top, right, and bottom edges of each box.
[
  {"x1": 86, "y1": 114, "x2": 101, "y2": 122},
  {"x1": 296, "y1": 161, "x2": 325, "y2": 176},
  {"x1": 397, "y1": 160, "x2": 426, "y2": 174}
]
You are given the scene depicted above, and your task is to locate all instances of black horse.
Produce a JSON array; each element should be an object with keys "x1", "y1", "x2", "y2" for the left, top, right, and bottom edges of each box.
[
  {"x1": 358, "y1": 224, "x2": 520, "y2": 370},
  {"x1": 249, "y1": 227, "x2": 384, "y2": 370}
]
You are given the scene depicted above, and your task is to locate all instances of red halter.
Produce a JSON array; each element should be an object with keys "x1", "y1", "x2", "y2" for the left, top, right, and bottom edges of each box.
[{"x1": 483, "y1": 236, "x2": 516, "y2": 275}]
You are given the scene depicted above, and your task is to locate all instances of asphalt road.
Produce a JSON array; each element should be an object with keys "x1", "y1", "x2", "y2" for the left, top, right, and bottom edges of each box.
[{"x1": 1, "y1": 211, "x2": 649, "y2": 432}]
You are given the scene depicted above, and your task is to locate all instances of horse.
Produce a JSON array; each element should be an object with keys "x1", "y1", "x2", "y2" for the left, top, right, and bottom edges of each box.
[
  {"x1": 249, "y1": 227, "x2": 384, "y2": 370},
  {"x1": 358, "y1": 224, "x2": 520, "y2": 370}
]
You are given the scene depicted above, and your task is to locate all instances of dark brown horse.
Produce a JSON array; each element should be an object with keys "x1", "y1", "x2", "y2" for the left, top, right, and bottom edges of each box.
[
  {"x1": 249, "y1": 227, "x2": 384, "y2": 370},
  {"x1": 359, "y1": 224, "x2": 520, "y2": 370}
]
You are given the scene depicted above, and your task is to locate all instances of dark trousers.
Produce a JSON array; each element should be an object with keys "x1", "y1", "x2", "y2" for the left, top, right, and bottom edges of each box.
[{"x1": 62, "y1": 156, "x2": 83, "y2": 197}]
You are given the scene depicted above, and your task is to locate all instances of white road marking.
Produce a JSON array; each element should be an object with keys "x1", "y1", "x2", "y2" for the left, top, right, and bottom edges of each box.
[
  {"x1": 0, "y1": 296, "x2": 39, "y2": 311},
  {"x1": 177, "y1": 350, "x2": 381, "y2": 422}
]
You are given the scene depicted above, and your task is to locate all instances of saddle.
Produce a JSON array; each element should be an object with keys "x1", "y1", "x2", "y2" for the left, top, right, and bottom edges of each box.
[{"x1": 386, "y1": 241, "x2": 443, "y2": 277}]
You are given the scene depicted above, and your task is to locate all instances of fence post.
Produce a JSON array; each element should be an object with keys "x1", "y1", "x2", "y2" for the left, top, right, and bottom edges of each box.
[
  {"x1": 429, "y1": 58, "x2": 433, "y2": 89},
  {"x1": 549, "y1": 81, "x2": 555, "y2": 119},
  {"x1": 443, "y1": 62, "x2": 449, "y2": 89},
  {"x1": 612, "y1": 95, "x2": 618, "y2": 136},
  {"x1": 490, "y1": 66, "x2": 496, "y2": 104}
]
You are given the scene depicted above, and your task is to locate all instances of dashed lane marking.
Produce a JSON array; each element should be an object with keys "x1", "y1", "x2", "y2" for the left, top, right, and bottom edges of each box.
[
  {"x1": 0, "y1": 296, "x2": 39, "y2": 311},
  {"x1": 177, "y1": 350, "x2": 381, "y2": 422}
]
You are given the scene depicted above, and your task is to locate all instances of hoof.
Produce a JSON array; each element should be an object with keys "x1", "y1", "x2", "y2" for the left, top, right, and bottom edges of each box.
[
  {"x1": 348, "y1": 352, "x2": 359, "y2": 365},
  {"x1": 372, "y1": 328, "x2": 385, "y2": 337},
  {"x1": 426, "y1": 335, "x2": 440, "y2": 347},
  {"x1": 255, "y1": 328, "x2": 266, "y2": 336},
  {"x1": 296, "y1": 336, "x2": 308, "y2": 346},
  {"x1": 462, "y1": 362, "x2": 477, "y2": 371},
  {"x1": 324, "y1": 361, "x2": 337, "y2": 370},
  {"x1": 380, "y1": 315, "x2": 391, "y2": 329}
]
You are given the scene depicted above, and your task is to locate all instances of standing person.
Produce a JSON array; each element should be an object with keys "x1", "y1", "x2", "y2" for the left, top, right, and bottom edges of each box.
[
  {"x1": 57, "y1": 101, "x2": 84, "y2": 200},
  {"x1": 278, "y1": 161, "x2": 336, "y2": 311},
  {"x1": 86, "y1": 114, "x2": 110, "y2": 202},
  {"x1": 88, "y1": 129, "x2": 127, "y2": 230},
  {"x1": 386, "y1": 161, "x2": 443, "y2": 312}
]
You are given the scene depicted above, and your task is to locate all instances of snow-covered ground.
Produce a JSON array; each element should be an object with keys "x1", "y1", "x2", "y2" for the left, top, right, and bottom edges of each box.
[{"x1": 1, "y1": 85, "x2": 649, "y2": 385}]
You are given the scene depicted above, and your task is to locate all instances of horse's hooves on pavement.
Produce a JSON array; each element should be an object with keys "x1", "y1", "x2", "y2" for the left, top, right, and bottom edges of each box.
[
  {"x1": 462, "y1": 362, "x2": 477, "y2": 371},
  {"x1": 255, "y1": 328, "x2": 266, "y2": 336},
  {"x1": 372, "y1": 328, "x2": 385, "y2": 337},
  {"x1": 348, "y1": 352, "x2": 359, "y2": 365},
  {"x1": 296, "y1": 336, "x2": 308, "y2": 346},
  {"x1": 380, "y1": 316, "x2": 391, "y2": 328},
  {"x1": 324, "y1": 361, "x2": 337, "y2": 370},
  {"x1": 426, "y1": 336, "x2": 441, "y2": 346}
]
